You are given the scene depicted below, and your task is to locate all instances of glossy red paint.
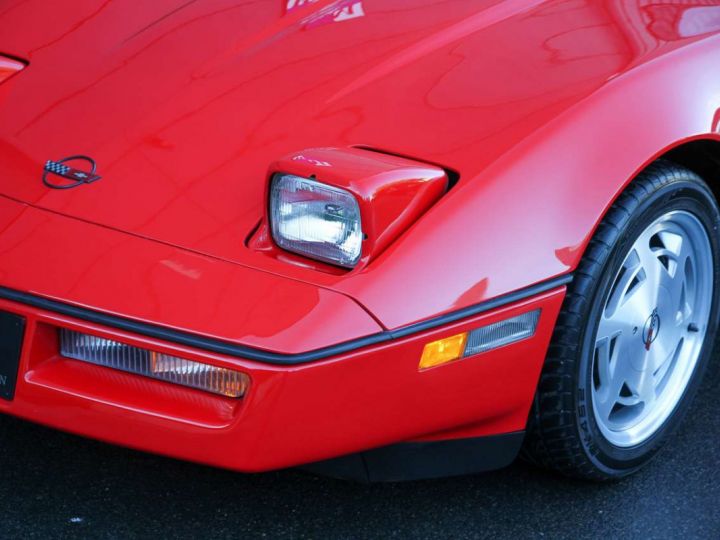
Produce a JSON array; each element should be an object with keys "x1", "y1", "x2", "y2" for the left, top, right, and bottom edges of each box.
[
  {"x1": 0, "y1": 1, "x2": 719, "y2": 472},
  {"x1": 2, "y1": 1, "x2": 720, "y2": 332},
  {"x1": 0, "y1": 55, "x2": 25, "y2": 85},
  {"x1": 257, "y1": 147, "x2": 448, "y2": 269},
  {"x1": 0, "y1": 197, "x2": 381, "y2": 354}
]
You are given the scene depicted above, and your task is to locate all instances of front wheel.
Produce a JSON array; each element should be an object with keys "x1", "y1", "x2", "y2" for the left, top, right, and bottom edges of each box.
[{"x1": 523, "y1": 161, "x2": 720, "y2": 480}]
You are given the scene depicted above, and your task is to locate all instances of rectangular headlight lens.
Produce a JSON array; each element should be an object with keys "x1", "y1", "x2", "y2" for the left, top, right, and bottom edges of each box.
[
  {"x1": 59, "y1": 330, "x2": 249, "y2": 398},
  {"x1": 270, "y1": 174, "x2": 362, "y2": 267}
]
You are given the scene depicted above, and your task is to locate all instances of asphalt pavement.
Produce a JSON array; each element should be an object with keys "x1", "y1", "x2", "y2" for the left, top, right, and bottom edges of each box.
[{"x1": 0, "y1": 366, "x2": 717, "y2": 539}]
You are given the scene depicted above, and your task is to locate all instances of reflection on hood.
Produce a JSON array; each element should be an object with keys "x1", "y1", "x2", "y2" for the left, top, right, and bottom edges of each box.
[{"x1": 643, "y1": 2, "x2": 720, "y2": 40}]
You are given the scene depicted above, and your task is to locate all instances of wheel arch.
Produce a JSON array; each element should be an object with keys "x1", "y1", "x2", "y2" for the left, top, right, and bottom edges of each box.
[{"x1": 582, "y1": 135, "x2": 720, "y2": 272}]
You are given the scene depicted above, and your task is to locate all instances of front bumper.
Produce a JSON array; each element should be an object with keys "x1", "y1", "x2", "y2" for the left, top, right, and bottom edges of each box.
[{"x1": 0, "y1": 286, "x2": 563, "y2": 473}]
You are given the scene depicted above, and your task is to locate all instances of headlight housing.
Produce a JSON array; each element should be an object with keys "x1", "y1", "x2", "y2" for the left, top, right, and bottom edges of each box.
[
  {"x1": 270, "y1": 174, "x2": 363, "y2": 268},
  {"x1": 258, "y1": 147, "x2": 450, "y2": 270}
]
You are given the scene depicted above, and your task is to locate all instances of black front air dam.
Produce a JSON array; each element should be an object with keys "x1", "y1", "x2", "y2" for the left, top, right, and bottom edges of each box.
[{"x1": 301, "y1": 431, "x2": 525, "y2": 482}]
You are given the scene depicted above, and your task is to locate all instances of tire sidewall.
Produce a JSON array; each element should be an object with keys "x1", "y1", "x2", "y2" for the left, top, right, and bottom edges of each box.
[{"x1": 575, "y1": 179, "x2": 720, "y2": 475}]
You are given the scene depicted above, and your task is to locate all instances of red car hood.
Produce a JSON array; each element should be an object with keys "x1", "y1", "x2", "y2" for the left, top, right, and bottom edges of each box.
[{"x1": 0, "y1": 0, "x2": 703, "y2": 271}]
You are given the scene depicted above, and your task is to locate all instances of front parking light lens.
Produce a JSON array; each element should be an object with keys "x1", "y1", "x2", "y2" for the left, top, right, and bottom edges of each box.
[
  {"x1": 270, "y1": 174, "x2": 362, "y2": 267},
  {"x1": 59, "y1": 330, "x2": 249, "y2": 398}
]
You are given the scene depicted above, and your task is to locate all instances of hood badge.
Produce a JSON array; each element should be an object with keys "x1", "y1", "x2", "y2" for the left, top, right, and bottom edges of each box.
[{"x1": 43, "y1": 155, "x2": 101, "y2": 189}]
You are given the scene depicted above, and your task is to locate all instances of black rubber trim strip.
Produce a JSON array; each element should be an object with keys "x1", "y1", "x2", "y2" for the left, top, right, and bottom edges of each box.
[{"x1": 0, "y1": 274, "x2": 572, "y2": 365}]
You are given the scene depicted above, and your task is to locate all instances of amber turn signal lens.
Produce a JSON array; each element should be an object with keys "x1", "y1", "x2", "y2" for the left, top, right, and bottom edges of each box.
[{"x1": 419, "y1": 332, "x2": 468, "y2": 369}]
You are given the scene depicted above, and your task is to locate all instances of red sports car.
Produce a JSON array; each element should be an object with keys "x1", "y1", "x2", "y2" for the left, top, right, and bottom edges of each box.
[{"x1": 1, "y1": 0, "x2": 719, "y2": 482}]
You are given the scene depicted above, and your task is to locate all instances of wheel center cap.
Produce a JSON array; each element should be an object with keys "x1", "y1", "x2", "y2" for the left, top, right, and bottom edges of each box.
[{"x1": 642, "y1": 308, "x2": 661, "y2": 351}]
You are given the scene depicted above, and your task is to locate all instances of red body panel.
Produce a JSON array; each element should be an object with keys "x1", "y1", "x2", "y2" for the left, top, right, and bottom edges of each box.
[
  {"x1": 0, "y1": 1, "x2": 719, "y2": 471},
  {"x1": 0, "y1": 197, "x2": 381, "y2": 354},
  {"x1": 0, "y1": 55, "x2": 24, "y2": 85}
]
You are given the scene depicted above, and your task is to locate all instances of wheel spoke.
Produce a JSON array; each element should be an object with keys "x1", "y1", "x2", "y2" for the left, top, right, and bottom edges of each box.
[
  {"x1": 605, "y1": 235, "x2": 668, "y2": 326},
  {"x1": 595, "y1": 372, "x2": 625, "y2": 424},
  {"x1": 594, "y1": 338, "x2": 613, "y2": 395},
  {"x1": 596, "y1": 314, "x2": 634, "y2": 344},
  {"x1": 607, "y1": 271, "x2": 653, "y2": 332},
  {"x1": 648, "y1": 334, "x2": 672, "y2": 373},
  {"x1": 594, "y1": 333, "x2": 640, "y2": 423},
  {"x1": 632, "y1": 370, "x2": 657, "y2": 408},
  {"x1": 636, "y1": 239, "x2": 663, "y2": 285},
  {"x1": 604, "y1": 249, "x2": 646, "y2": 319},
  {"x1": 657, "y1": 235, "x2": 693, "y2": 327},
  {"x1": 654, "y1": 338, "x2": 683, "y2": 385}
]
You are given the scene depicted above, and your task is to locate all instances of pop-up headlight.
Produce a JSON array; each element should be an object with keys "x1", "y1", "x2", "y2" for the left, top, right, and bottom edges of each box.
[
  {"x1": 270, "y1": 174, "x2": 363, "y2": 268},
  {"x1": 263, "y1": 147, "x2": 450, "y2": 269}
]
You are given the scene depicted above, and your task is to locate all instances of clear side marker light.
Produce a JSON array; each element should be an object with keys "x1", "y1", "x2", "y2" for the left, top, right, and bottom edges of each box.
[{"x1": 464, "y1": 310, "x2": 540, "y2": 357}]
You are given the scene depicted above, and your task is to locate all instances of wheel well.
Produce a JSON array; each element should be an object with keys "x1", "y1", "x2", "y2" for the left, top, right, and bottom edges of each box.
[{"x1": 663, "y1": 139, "x2": 720, "y2": 200}]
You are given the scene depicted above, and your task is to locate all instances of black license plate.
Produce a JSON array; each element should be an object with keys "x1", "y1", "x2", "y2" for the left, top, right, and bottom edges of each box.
[{"x1": 0, "y1": 311, "x2": 25, "y2": 401}]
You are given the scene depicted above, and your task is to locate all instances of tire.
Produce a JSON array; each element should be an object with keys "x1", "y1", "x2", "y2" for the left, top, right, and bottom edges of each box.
[{"x1": 523, "y1": 160, "x2": 720, "y2": 480}]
